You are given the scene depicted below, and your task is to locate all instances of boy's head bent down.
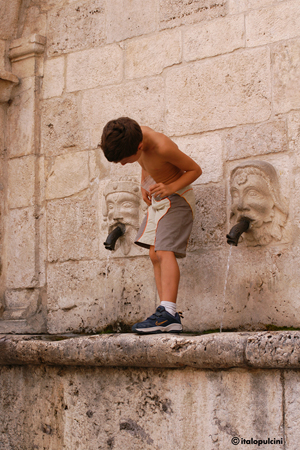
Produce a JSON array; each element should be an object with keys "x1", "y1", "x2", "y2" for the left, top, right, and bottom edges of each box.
[{"x1": 100, "y1": 117, "x2": 143, "y2": 163}]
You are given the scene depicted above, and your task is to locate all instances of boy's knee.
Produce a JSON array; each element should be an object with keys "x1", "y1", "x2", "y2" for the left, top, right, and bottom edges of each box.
[
  {"x1": 155, "y1": 250, "x2": 175, "y2": 262},
  {"x1": 149, "y1": 247, "x2": 160, "y2": 265}
]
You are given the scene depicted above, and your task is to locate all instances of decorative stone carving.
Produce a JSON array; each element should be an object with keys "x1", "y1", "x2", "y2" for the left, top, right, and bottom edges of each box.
[
  {"x1": 229, "y1": 161, "x2": 289, "y2": 246},
  {"x1": 0, "y1": 69, "x2": 19, "y2": 104},
  {"x1": 102, "y1": 177, "x2": 146, "y2": 256}
]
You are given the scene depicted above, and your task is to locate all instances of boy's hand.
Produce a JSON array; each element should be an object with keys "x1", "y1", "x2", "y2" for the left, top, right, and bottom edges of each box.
[
  {"x1": 149, "y1": 183, "x2": 173, "y2": 199},
  {"x1": 141, "y1": 187, "x2": 152, "y2": 206}
]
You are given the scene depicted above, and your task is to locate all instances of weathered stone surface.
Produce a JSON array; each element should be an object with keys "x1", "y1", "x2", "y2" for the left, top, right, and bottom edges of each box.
[
  {"x1": 0, "y1": 361, "x2": 285, "y2": 449},
  {"x1": 8, "y1": 77, "x2": 35, "y2": 157},
  {"x1": 47, "y1": 258, "x2": 156, "y2": 334},
  {"x1": 66, "y1": 44, "x2": 123, "y2": 92},
  {"x1": 224, "y1": 120, "x2": 288, "y2": 160},
  {"x1": 246, "y1": 1, "x2": 300, "y2": 47},
  {"x1": 3, "y1": 289, "x2": 39, "y2": 320},
  {"x1": 125, "y1": 29, "x2": 182, "y2": 79},
  {"x1": 46, "y1": 151, "x2": 89, "y2": 200},
  {"x1": 1, "y1": 331, "x2": 300, "y2": 368},
  {"x1": 0, "y1": 105, "x2": 4, "y2": 153},
  {"x1": 47, "y1": 189, "x2": 99, "y2": 262},
  {"x1": 7, "y1": 155, "x2": 35, "y2": 208},
  {"x1": 188, "y1": 185, "x2": 227, "y2": 250},
  {"x1": 106, "y1": 0, "x2": 157, "y2": 43},
  {"x1": 82, "y1": 77, "x2": 165, "y2": 148},
  {"x1": 0, "y1": 0, "x2": 21, "y2": 39},
  {"x1": 47, "y1": 0, "x2": 106, "y2": 56},
  {"x1": 165, "y1": 47, "x2": 271, "y2": 135},
  {"x1": 173, "y1": 133, "x2": 223, "y2": 184},
  {"x1": 246, "y1": 332, "x2": 300, "y2": 368},
  {"x1": 42, "y1": 56, "x2": 64, "y2": 99},
  {"x1": 22, "y1": 5, "x2": 47, "y2": 37},
  {"x1": 285, "y1": 371, "x2": 300, "y2": 450},
  {"x1": 6, "y1": 207, "x2": 36, "y2": 289},
  {"x1": 41, "y1": 95, "x2": 89, "y2": 156},
  {"x1": 272, "y1": 38, "x2": 300, "y2": 114},
  {"x1": 159, "y1": 0, "x2": 228, "y2": 29},
  {"x1": 183, "y1": 14, "x2": 244, "y2": 61}
]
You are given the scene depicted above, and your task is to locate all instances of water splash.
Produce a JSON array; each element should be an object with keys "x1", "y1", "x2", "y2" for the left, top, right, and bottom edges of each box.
[
  {"x1": 104, "y1": 252, "x2": 111, "y2": 310},
  {"x1": 220, "y1": 245, "x2": 233, "y2": 333}
]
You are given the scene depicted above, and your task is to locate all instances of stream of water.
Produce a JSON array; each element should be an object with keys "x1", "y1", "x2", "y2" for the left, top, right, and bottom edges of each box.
[{"x1": 220, "y1": 245, "x2": 233, "y2": 333}]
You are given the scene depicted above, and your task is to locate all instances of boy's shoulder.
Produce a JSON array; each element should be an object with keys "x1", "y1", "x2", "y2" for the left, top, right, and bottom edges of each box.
[{"x1": 141, "y1": 126, "x2": 177, "y2": 154}]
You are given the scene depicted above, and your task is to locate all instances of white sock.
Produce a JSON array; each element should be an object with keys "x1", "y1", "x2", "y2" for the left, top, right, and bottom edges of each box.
[{"x1": 160, "y1": 301, "x2": 176, "y2": 317}]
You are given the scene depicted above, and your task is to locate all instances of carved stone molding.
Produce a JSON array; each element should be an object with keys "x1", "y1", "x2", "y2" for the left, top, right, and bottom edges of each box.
[
  {"x1": 9, "y1": 34, "x2": 46, "y2": 62},
  {"x1": 0, "y1": 69, "x2": 19, "y2": 103},
  {"x1": 8, "y1": 34, "x2": 46, "y2": 78}
]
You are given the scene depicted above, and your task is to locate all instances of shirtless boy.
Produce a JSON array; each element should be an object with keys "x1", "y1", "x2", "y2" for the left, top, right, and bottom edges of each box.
[{"x1": 100, "y1": 117, "x2": 202, "y2": 334}]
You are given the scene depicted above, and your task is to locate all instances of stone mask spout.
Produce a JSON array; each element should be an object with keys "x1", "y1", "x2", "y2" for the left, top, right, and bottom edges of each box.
[
  {"x1": 226, "y1": 218, "x2": 251, "y2": 246},
  {"x1": 104, "y1": 223, "x2": 126, "y2": 251}
]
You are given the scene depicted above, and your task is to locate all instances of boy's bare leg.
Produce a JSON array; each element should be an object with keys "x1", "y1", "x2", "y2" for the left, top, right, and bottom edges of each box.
[
  {"x1": 156, "y1": 250, "x2": 180, "y2": 303},
  {"x1": 150, "y1": 247, "x2": 180, "y2": 304},
  {"x1": 149, "y1": 246, "x2": 162, "y2": 300}
]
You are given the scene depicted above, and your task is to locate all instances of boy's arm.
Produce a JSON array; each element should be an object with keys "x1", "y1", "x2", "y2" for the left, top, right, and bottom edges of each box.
[
  {"x1": 149, "y1": 139, "x2": 202, "y2": 199},
  {"x1": 141, "y1": 167, "x2": 152, "y2": 206}
]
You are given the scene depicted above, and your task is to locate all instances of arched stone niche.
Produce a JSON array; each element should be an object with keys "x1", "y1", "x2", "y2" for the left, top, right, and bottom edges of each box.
[{"x1": 229, "y1": 160, "x2": 290, "y2": 246}]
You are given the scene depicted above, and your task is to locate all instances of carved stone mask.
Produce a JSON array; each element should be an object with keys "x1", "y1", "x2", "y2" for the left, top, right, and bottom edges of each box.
[{"x1": 230, "y1": 161, "x2": 289, "y2": 246}]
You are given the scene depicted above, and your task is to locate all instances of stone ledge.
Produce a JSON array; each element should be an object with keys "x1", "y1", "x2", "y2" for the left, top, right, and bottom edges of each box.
[{"x1": 0, "y1": 331, "x2": 299, "y2": 369}]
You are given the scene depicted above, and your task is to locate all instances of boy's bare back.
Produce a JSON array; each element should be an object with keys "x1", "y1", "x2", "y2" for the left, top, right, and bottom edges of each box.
[
  {"x1": 138, "y1": 127, "x2": 184, "y2": 185},
  {"x1": 138, "y1": 127, "x2": 201, "y2": 205}
]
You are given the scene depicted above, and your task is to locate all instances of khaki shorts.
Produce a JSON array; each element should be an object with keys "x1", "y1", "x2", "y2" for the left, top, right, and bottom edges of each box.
[{"x1": 134, "y1": 186, "x2": 195, "y2": 258}]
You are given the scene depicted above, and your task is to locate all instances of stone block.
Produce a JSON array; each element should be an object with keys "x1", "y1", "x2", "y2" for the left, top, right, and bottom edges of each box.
[
  {"x1": 159, "y1": 0, "x2": 228, "y2": 29},
  {"x1": 82, "y1": 77, "x2": 165, "y2": 148},
  {"x1": 285, "y1": 371, "x2": 300, "y2": 449},
  {"x1": 47, "y1": 0, "x2": 106, "y2": 56},
  {"x1": 22, "y1": 6, "x2": 47, "y2": 38},
  {"x1": 6, "y1": 207, "x2": 36, "y2": 289},
  {"x1": 183, "y1": 14, "x2": 244, "y2": 62},
  {"x1": 45, "y1": 151, "x2": 89, "y2": 200},
  {"x1": 0, "y1": 0, "x2": 20, "y2": 40},
  {"x1": 224, "y1": 120, "x2": 288, "y2": 161},
  {"x1": 173, "y1": 133, "x2": 223, "y2": 184},
  {"x1": 0, "y1": 105, "x2": 4, "y2": 153},
  {"x1": 47, "y1": 258, "x2": 156, "y2": 334},
  {"x1": 106, "y1": 0, "x2": 157, "y2": 43},
  {"x1": 188, "y1": 185, "x2": 227, "y2": 251},
  {"x1": 41, "y1": 95, "x2": 89, "y2": 157},
  {"x1": 42, "y1": 56, "x2": 64, "y2": 99},
  {"x1": 66, "y1": 44, "x2": 123, "y2": 92},
  {"x1": 246, "y1": 1, "x2": 300, "y2": 47},
  {"x1": 272, "y1": 39, "x2": 300, "y2": 115},
  {"x1": 288, "y1": 111, "x2": 300, "y2": 168},
  {"x1": 165, "y1": 47, "x2": 271, "y2": 135},
  {"x1": 3, "y1": 289, "x2": 39, "y2": 320},
  {"x1": 125, "y1": 29, "x2": 181, "y2": 79},
  {"x1": 47, "y1": 189, "x2": 99, "y2": 262},
  {"x1": 8, "y1": 78, "x2": 35, "y2": 157},
  {"x1": 0, "y1": 40, "x2": 5, "y2": 70},
  {"x1": 7, "y1": 155, "x2": 35, "y2": 208}
]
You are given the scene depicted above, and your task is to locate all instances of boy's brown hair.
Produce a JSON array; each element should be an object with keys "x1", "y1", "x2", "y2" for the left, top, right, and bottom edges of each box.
[{"x1": 100, "y1": 117, "x2": 143, "y2": 162}]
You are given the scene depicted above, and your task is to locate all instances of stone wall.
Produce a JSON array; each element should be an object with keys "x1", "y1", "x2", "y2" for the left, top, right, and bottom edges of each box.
[
  {"x1": 1, "y1": 331, "x2": 300, "y2": 449},
  {"x1": 0, "y1": 0, "x2": 300, "y2": 333}
]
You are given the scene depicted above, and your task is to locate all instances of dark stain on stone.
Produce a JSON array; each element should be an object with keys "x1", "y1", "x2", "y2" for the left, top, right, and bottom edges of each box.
[
  {"x1": 86, "y1": 410, "x2": 94, "y2": 418},
  {"x1": 42, "y1": 424, "x2": 52, "y2": 435},
  {"x1": 107, "y1": 436, "x2": 115, "y2": 448},
  {"x1": 120, "y1": 418, "x2": 154, "y2": 445}
]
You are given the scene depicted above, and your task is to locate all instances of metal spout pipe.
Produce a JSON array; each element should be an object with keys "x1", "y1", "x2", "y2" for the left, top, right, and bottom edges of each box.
[
  {"x1": 226, "y1": 218, "x2": 251, "y2": 246},
  {"x1": 104, "y1": 224, "x2": 126, "y2": 251}
]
